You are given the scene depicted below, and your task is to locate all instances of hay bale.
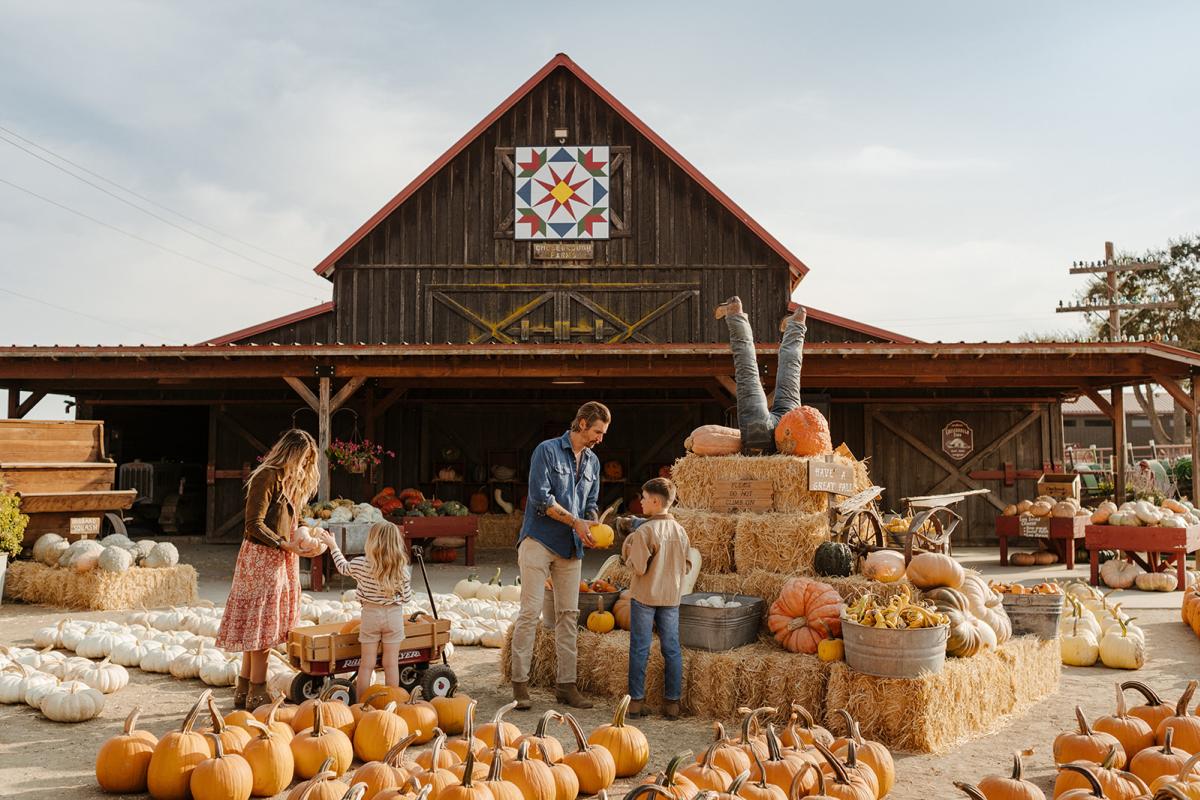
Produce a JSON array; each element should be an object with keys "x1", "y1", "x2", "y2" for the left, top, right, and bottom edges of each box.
[
  {"x1": 822, "y1": 636, "x2": 1060, "y2": 754},
  {"x1": 672, "y1": 453, "x2": 858, "y2": 514},
  {"x1": 3, "y1": 560, "x2": 198, "y2": 610},
  {"x1": 732, "y1": 511, "x2": 829, "y2": 574},
  {"x1": 598, "y1": 561, "x2": 633, "y2": 588},
  {"x1": 673, "y1": 508, "x2": 736, "y2": 573},
  {"x1": 477, "y1": 514, "x2": 522, "y2": 549}
]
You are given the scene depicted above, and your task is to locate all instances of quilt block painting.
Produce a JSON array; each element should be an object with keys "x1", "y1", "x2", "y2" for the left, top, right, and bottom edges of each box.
[{"x1": 514, "y1": 146, "x2": 609, "y2": 240}]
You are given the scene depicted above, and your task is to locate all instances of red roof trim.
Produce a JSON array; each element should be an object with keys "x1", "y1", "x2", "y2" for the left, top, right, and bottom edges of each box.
[
  {"x1": 198, "y1": 301, "x2": 334, "y2": 346},
  {"x1": 312, "y1": 53, "x2": 810, "y2": 282},
  {"x1": 795, "y1": 303, "x2": 919, "y2": 344}
]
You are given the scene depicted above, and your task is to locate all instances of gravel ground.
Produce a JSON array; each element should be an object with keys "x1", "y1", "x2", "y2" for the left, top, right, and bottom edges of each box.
[{"x1": 0, "y1": 542, "x2": 1194, "y2": 800}]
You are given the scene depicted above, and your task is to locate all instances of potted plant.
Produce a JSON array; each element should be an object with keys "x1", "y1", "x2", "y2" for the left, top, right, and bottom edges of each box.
[
  {"x1": 325, "y1": 438, "x2": 395, "y2": 474},
  {"x1": 0, "y1": 492, "x2": 29, "y2": 606}
]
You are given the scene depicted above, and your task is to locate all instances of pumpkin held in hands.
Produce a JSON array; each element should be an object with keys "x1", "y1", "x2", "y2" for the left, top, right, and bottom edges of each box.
[
  {"x1": 774, "y1": 406, "x2": 832, "y2": 457},
  {"x1": 588, "y1": 524, "x2": 615, "y2": 549}
]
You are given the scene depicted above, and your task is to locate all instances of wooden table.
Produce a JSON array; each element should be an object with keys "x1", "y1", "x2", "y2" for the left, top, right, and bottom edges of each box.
[
  {"x1": 996, "y1": 515, "x2": 1086, "y2": 569},
  {"x1": 1085, "y1": 524, "x2": 1200, "y2": 590},
  {"x1": 308, "y1": 516, "x2": 479, "y2": 591}
]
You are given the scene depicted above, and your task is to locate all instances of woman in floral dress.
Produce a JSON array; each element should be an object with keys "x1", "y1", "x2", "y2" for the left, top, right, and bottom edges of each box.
[{"x1": 216, "y1": 428, "x2": 321, "y2": 709}]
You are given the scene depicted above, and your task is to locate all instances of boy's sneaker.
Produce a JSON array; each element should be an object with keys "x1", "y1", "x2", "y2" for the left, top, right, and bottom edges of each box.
[
  {"x1": 626, "y1": 698, "x2": 645, "y2": 718},
  {"x1": 663, "y1": 701, "x2": 680, "y2": 720}
]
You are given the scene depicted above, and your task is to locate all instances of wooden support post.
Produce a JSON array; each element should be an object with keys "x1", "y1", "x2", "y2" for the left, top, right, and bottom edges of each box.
[
  {"x1": 206, "y1": 407, "x2": 217, "y2": 540},
  {"x1": 318, "y1": 377, "x2": 331, "y2": 502},
  {"x1": 1192, "y1": 376, "x2": 1199, "y2": 509},
  {"x1": 6, "y1": 389, "x2": 16, "y2": 419},
  {"x1": 1112, "y1": 385, "x2": 1126, "y2": 505}
]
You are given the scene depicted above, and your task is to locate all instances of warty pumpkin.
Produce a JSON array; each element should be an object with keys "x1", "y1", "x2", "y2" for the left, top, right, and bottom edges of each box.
[
  {"x1": 956, "y1": 750, "x2": 1044, "y2": 800},
  {"x1": 95, "y1": 706, "x2": 158, "y2": 793},
  {"x1": 148, "y1": 689, "x2": 214, "y2": 800},
  {"x1": 1158, "y1": 682, "x2": 1200, "y2": 753},
  {"x1": 1052, "y1": 749, "x2": 1149, "y2": 800},
  {"x1": 191, "y1": 733, "x2": 253, "y2": 800},
  {"x1": 588, "y1": 695, "x2": 649, "y2": 778},
  {"x1": 242, "y1": 721, "x2": 294, "y2": 798},
  {"x1": 356, "y1": 701, "x2": 412, "y2": 763},
  {"x1": 830, "y1": 709, "x2": 895, "y2": 797},
  {"x1": 641, "y1": 752, "x2": 699, "y2": 800},
  {"x1": 291, "y1": 700, "x2": 354, "y2": 778},
  {"x1": 682, "y1": 741, "x2": 735, "y2": 793},
  {"x1": 516, "y1": 710, "x2": 565, "y2": 764},
  {"x1": 1055, "y1": 706, "x2": 1126, "y2": 766},
  {"x1": 1095, "y1": 683, "x2": 1156, "y2": 766},
  {"x1": 774, "y1": 406, "x2": 832, "y2": 457},
  {"x1": 505, "y1": 741, "x2": 557, "y2": 800},
  {"x1": 767, "y1": 578, "x2": 842, "y2": 654},
  {"x1": 1124, "y1": 681, "x2": 1177, "y2": 731},
  {"x1": 561, "y1": 712, "x2": 616, "y2": 796},
  {"x1": 1131, "y1": 728, "x2": 1193, "y2": 787},
  {"x1": 432, "y1": 693, "x2": 474, "y2": 736},
  {"x1": 399, "y1": 687, "x2": 441, "y2": 745},
  {"x1": 905, "y1": 552, "x2": 965, "y2": 590}
]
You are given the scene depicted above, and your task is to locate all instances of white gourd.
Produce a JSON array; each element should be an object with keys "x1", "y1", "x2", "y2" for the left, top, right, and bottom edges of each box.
[
  {"x1": 50, "y1": 656, "x2": 96, "y2": 681},
  {"x1": 132, "y1": 539, "x2": 156, "y2": 562},
  {"x1": 199, "y1": 653, "x2": 241, "y2": 687},
  {"x1": 0, "y1": 665, "x2": 29, "y2": 703},
  {"x1": 75, "y1": 658, "x2": 129, "y2": 694},
  {"x1": 15, "y1": 647, "x2": 63, "y2": 671},
  {"x1": 32, "y1": 622, "x2": 66, "y2": 649},
  {"x1": 498, "y1": 580, "x2": 523, "y2": 604},
  {"x1": 1100, "y1": 559, "x2": 1141, "y2": 590},
  {"x1": 1099, "y1": 622, "x2": 1146, "y2": 670},
  {"x1": 76, "y1": 630, "x2": 131, "y2": 660},
  {"x1": 112, "y1": 638, "x2": 155, "y2": 667},
  {"x1": 143, "y1": 541, "x2": 179, "y2": 568},
  {"x1": 99, "y1": 533, "x2": 134, "y2": 549},
  {"x1": 454, "y1": 574, "x2": 483, "y2": 599},
  {"x1": 97, "y1": 546, "x2": 134, "y2": 573},
  {"x1": 141, "y1": 644, "x2": 185, "y2": 673},
  {"x1": 21, "y1": 670, "x2": 59, "y2": 706},
  {"x1": 58, "y1": 540, "x2": 104, "y2": 573},
  {"x1": 169, "y1": 643, "x2": 221, "y2": 680},
  {"x1": 40, "y1": 680, "x2": 106, "y2": 722}
]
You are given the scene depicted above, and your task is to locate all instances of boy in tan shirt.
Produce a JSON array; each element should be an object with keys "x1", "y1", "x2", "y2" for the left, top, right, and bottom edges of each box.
[{"x1": 620, "y1": 477, "x2": 692, "y2": 719}]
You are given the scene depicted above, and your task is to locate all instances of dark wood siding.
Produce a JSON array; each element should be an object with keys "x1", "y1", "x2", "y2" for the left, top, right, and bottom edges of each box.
[{"x1": 235, "y1": 312, "x2": 336, "y2": 345}]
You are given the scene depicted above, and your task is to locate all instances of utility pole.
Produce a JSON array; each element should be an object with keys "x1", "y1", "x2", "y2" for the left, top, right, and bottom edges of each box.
[{"x1": 1056, "y1": 240, "x2": 1174, "y2": 339}]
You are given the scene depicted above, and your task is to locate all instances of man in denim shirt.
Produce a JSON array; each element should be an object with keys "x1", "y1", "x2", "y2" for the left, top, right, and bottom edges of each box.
[{"x1": 509, "y1": 401, "x2": 610, "y2": 710}]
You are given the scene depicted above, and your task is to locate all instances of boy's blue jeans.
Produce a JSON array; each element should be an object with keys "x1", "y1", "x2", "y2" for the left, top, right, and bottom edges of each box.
[{"x1": 628, "y1": 599, "x2": 683, "y2": 702}]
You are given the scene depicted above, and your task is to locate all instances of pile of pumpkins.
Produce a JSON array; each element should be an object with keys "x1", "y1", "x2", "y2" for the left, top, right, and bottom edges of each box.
[
  {"x1": 0, "y1": 642, "x2": 123, "y2": 723},
  {"x1": 1092, "y1": 497, "x2": 1200, "y2": 529},
  {"x1": 29, "y1": 533, "x2": 181, "y2": 574},
  {"x1": 1099, "y1": 557, "x2": 1189, "y2": 593},
  {"x1": 96, "y1": 691, "x2": 901, "y2": 800},
  {"x1": 1059, "y1": 582, "x2": 1146, "y2": 670}
]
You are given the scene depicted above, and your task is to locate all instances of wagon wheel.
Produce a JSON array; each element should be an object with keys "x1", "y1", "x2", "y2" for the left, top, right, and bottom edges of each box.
[
  {"x1": 903, "y1": 507, "x2": 961, "y2": 562},
  {"x1": 834, "y1": 509, "x2": 885, "y2": 561}
]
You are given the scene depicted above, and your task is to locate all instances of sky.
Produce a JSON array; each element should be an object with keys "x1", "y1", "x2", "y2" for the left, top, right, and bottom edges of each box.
[{"x1": 2, "y1": 2, "x2": 1199, "y2": 417}]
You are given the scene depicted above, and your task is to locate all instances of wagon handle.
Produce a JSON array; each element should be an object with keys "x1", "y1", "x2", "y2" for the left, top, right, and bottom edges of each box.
[{"x1": 410, "y1": 545, "x2": 449, "y2": 667}]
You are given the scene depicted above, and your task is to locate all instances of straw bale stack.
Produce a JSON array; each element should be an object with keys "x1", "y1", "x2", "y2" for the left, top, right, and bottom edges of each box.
[
  {"x1": 671, "y1": 453, "x2": 859, "y2": 514},
  {"x1": 4, "y1": 560, "x2": 198, "y2": 610},
  {"x1": 823, "y1": 636, "x2": 1060, "y2": 753},
  {"x1": 672, "y1": 508, "x2": 736, "y2": 573},
  {"x1": 731, "y1": 511, "x2": 828, "y2": 574},
  {"x1": 477, "y1": 514, "x2": 522, "y2": 549}
]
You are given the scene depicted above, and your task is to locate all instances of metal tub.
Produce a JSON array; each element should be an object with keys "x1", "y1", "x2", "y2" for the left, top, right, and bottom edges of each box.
[
  {"x1": 841, "y1": 618, "x2": 948, "y2": 678},
  {"x1": 541, "y1": 589, "x2": 623, "y2": 629},
  {"x1": 678, "y1": 593, "x2": 764, "y2": 652},
  {"x1": 1002, "y1": 592, "x2": 1064, "y2": 640}
]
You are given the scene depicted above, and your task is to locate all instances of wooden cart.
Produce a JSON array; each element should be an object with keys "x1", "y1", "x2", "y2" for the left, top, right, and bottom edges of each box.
[{"x1": 832, "y1": 487, "x2": 985, "y2": 563}]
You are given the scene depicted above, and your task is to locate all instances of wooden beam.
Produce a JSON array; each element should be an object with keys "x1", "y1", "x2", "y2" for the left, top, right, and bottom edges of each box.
[
  {"x1": 318, "y1": 377, "x2": 331, "y2": 502},
  {"x1": 1112, "y1": 384, "x2": 1126, "y2": 505},
  {"x1": 7, "y1": 391, "x2": 47, "y2": 419},
  {"x1": 7, "y1": 390, "x2": 18, "y2": 419},
  {"x1": 215, "y1": 408, "x2": 268, "y2": 454},
  {"x1": 1192, "y1": 376, "x2": 1199, "y2": 508},
  {"x1": 330, "y1": 376, "x2": 366, "y2": 412},
  {"x1": 370, "y1": 387, "x2": 408, "y2": 420},
  {"x1": 1153, "y1": 374, "x2": 1195, "y2": 415},
  {"x1": 284, "y1": 377, "x2": 319, "y2": 411},
  {"x1": 715, "y1": 375, "x2": 738, "y2": 399},
  {"x1": 1084, "y1": 389, "x2": 1115, "y2": 421},
  {"x1": 206, "y1": 408, "x2": 217, "y2": 540}
]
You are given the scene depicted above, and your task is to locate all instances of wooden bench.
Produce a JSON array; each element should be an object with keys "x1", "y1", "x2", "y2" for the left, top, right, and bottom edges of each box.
[{"x1": 1085, "y1": 524, "x2": 1200, "y2": 590}]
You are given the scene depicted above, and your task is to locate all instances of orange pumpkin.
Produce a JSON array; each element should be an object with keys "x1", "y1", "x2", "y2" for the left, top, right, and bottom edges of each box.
[
  {"x1": 956, "y1": 751, "x2": 1043, "y2": 800},
  {"x1": 203, "y1": 697, "x2": 252, "y2": 756},
  {"x1": 504, "y1": 742, "x2": 557, "y2": 800},
  {"x1": 148, "y1": 690, "x2": 214, "y2": 800},
  {"x1": 773, "y1": 406, "x2": 832, "y2": 457},
  {"x1": 397, "y1": 687, "x2": 439, "y2": 745},
  {"x1": 1124, "y1": 681, "x2": 1176, "y2": 732},
  {"x1": 1053, "y1": 759, "x2": 1149, "y2": 800},
  {"x1": 751, "y1": 726, "x2": 815, "y2": 795},
  {"x1": 612, "y1": 592, "x2": 633, "y2": 631},
  {"x1": 767, "y1": 578, "x2": 842, "y2": 654},
  {"x1": 641, "y1": 752, "x2": 699, "y2": 800},
  {"x1": 1054, "y1": 706, "x2": 1125, "y2": 767},
  {"x1": 432, "y1": 693, "x2": 475, "y2": 736},
  {"x1": 1095, "y1": 683, "x2": 1155, "y2": 767},
  {"x1": 681, "y1": 741, "x2": 734, "y2": 792},
  {"x1": 830, "y1": 709, "x2": 895, "y2": 797},
  {"x1": 588, "y1": 695, "x2": 649, "y2": 778},
  {"x1": 1131, "y1": 728, "x2": 1192, "y2": 787},
  {"x1": 815, "y1": 741, "x2": 878, "y2": 800},
  {"x1": 516, "y1": 710, "x2": 565, "y2": 764},
  {"x1": 475, "y1": 700, "x2": 522, "y2": 751},
  {"x1": 96, "y1": 707, "x2": 158, "y2": 793},
  {"x1": 449, "y1": 700, "x2": 490, "y2": 763},
  {"x1": 560, "y1": 713, "x2": 616, "y2": 796},
  {"x1": 1158, "y1": 681, "x2": 1200, "y2": 753},
  {"x1": 779, "y1": 705, "x2": 833, "y2": 750},
  {"x1": 704, "y1": 722, "x2": 752, "y2": 778}
]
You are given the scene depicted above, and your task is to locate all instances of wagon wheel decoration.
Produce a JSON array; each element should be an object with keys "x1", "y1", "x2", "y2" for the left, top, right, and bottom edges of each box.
[
  {"x1": 902, "y1": 506, "x2": 962, "y2": 562},
  {"x1": 832, "y1": 508, "x2": 886, "y2": 560}
]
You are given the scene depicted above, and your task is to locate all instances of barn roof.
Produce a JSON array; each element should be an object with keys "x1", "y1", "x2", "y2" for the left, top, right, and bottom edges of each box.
[
  {"x1": 312, "y1": 53, "x2": 810, "y2": 284},
  {"x1": 200, "y1": 301, "x2": 334, "y2": 346}
]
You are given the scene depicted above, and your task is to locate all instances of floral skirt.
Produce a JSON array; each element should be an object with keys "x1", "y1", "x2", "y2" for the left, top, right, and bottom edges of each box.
[{"x1": 215, "y1": 539, "x2": 300, "y2": 652}]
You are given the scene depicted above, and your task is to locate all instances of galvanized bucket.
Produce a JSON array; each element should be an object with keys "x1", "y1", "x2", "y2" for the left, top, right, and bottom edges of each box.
[
  {"x1": 678, "y1": 593, "x2": 764, "y2": 652},
  {"x1": 841, "y1": 618, "x2": 948, "y2": 678},
  {"x1": 1002, "y1": 592, "x2": 1064, "y2": 640},
  {"x1": 541, "y1": 590, "x2": 622, "y2": 629}
]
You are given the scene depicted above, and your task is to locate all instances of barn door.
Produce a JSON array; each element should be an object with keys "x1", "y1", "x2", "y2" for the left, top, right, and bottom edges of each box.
[
  {"x1": 425, "y1": 283, "x2": 700, "y2": 344},
  {"x1": 865, "y1": 403, "x2": 1056, "y2": 543},
  {"x1": 206, "y1": 406, "x2": 294, "y2": 542}
]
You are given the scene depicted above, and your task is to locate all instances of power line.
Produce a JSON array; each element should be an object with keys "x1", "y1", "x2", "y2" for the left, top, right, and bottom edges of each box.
[
  {"x1": 0, "y1": 175, "x2": 324, "y2": 302},
  {"x1": 0, "y1": 285, "x2": 176, "y2": 342},
  {"x1": 0, "y1": 129, "x2": 316, "y2": 288},
  {"x1": 0, "y1": 123, "x2": 308, "y2": 268}
]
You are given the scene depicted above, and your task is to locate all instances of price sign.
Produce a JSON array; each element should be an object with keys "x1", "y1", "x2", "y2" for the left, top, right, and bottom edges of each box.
[
  {"x1": 712, "y1": 480, "x2": 774, "y2": 512},
  {"x1": 69, "y1": 516, "x2": 101, "y2": 536},
  {"x1": 1018, "y1": 515, "x2": 1050, "y2": 539}
]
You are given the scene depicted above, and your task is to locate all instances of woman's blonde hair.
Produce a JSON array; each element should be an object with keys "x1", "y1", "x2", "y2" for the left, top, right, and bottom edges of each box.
[
  {"x1": 365, "y1": 521, "x2": 409, "y2": 597},
  {"x1": 247, "y1": 429, "x2": 320, "y2": 511}
]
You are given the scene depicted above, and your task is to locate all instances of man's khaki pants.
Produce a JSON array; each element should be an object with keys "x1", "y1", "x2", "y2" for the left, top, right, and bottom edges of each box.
[{"x1": 510, "y1": 537, "x2": 582, "y2": 685}]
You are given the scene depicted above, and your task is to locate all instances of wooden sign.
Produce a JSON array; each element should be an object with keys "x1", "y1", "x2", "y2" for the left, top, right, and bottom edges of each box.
[
  {"x1": 808, "y1": 461, "x2": 855, "y2": 495},
  {"x1": 713, "y1": 480, "x2": 774, "y2": 512},
  {"x1": 941, "y1": 420, "x2": 974, "y2": 461},
  {"x1": 532, "y1": 242, "x2": 594, "y2": 260},
  {"x1": 1018, "y1": 514, "x2": 1050, "y2": 539},
  {"x1": 69, "y1": 516, "x2": 101, "y2": 536}
]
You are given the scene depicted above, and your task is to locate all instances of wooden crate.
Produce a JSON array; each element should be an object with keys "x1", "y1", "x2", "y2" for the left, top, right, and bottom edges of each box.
[
  {"x1": 288, "y1": 616, "x2": 451, "y2": 663},
  {"x1": 0, "y1": 420, "x2": 106, "y2": 462}
]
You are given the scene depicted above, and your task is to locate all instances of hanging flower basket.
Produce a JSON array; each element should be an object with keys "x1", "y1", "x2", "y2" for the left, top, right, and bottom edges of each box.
[{"x1": 326, "y1": 439, "x2": 394, "y2": 474}]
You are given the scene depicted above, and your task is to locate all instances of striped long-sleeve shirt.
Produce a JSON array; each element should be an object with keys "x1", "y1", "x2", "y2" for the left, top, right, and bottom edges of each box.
[{"x1": 328, "y1": 543, "x2": 413, "y2": 606}]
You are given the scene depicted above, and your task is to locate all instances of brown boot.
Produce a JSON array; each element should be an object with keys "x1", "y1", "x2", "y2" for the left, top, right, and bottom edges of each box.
[
  {"x1": 626, "y1": 698, "x2": 645, "y2": 718},
  {"x1": 714, "y1": 296, "x2": 743, "y2": 320},
  {"x1": 780, "y1": 304, "x2": 807, "y2": 331},
  {"x1": 245, "y1": 682, "x2": 271, "y2": 711},
  {"x1": 556, "y1": 683, "x2": 594, "y2": 709},
  {"x1": 512, "y1": 681, "x2": 532, "y2": 711},
  {"x1": 663, "y1": 700, "x2": 681, "y2": 720},
  {"x1": 233, "y1": 676, "x2": 250, "y2": 709}
]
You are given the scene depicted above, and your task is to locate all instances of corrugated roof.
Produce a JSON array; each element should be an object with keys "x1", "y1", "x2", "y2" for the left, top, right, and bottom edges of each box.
[{"x1": 1064, "y1": 389, "x2": 1178, "y2": 416}]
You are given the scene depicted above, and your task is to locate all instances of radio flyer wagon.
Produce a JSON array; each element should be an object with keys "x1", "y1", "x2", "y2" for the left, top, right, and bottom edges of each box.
[{"x1": 285, "y1": 546, "x2": 457, "y2": 704}]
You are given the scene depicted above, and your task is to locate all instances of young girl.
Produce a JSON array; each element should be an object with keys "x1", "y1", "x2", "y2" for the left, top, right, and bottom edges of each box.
[{"x1": 317, "y1": 522, "x2": 413, "y2": 700}]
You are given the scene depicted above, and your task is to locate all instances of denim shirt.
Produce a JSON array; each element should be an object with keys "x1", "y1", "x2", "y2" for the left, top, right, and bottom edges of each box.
[{"x1": 519, "y1": 431, "x2": 600, "y2": 559}]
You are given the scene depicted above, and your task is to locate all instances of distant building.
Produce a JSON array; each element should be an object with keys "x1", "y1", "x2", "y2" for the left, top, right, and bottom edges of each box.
[{"x1": 1063, "y1": 389, "x2": 1189, "y2": 449}]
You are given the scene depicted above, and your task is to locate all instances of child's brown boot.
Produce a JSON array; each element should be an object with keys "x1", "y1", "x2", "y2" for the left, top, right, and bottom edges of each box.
[
  {"x1": 245, "y1": 682, "x2": 271, "y2": 711},
  {"x1": 233, "y1": 676, "x2": 250, "y2": 709},
  {"x1": 663, "y1": 700, "x2": 681, "y2": 720},
  {"x1": 626, "y1": 698, "x2": 645, "y2": 718}
]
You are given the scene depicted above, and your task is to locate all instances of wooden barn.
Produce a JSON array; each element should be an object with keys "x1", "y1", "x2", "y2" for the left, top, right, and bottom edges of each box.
[{"x1": 2, "y1": 54, "x2": 1198, "y2": 545}]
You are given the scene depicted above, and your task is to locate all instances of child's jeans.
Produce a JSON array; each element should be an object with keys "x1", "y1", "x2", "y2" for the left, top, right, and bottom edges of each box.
[{"x1": 628, "y1": 599, "x2": 683, "y2": 701}]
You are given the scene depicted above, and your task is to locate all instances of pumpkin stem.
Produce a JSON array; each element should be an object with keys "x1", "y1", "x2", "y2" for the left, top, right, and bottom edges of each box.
[
  {"x1": 712, "y1": 722, "x2": 729, "y2": 744},
  {"x1": 205, "y1": 731, "x2": 226, "y2": 760},
  {"x1": 384, "y1": 734, "x2": 421, "y2": 767},
  {"x1": 515, "y1": 740, "x2": 531, "y2": 762},
  {"x1": 746, "y1": 740, "x2": 771, "y2": 789},
  {"x1": 1010, "y1": 751, "x2": 1024, "y2": 781},
  {"x1": 1158, "y1": 786, "x2": 1194, "y2": 800},
  {"x1": 612, "y1": 694, "x2": 631, "y2": 728},
  {"x1": 1075, "y1": 705, "x2": 1093, "y2": 736},
  {"x1": 790, "y1": 763, "x2": 824, "y2": 800},
  {"x1": 662, "y1": 751, "x2": 693, "y2": 785},
  {"x1": 487, "y1": 737, "x2": 506, "y2": 782},
  {"x1": 534, "y1": 742, "x2": 553, "y2": 764},
  {"x1": 461, "y1": 747, "x2": 478, "y2": 788},
  {"x1": 337, "y1": 784, "x2": 367, "y2": 800},
  {"x1": 699, "y1": 740, "x2": 722, "y2": 769},
  {"x1": 413, "y1": 782, "x2": 432, "y2": 800},
  {"x1": 207, "y1": 696, "x2": 227, "y2": 732},
  {"x1": 1057, "y1": 764, "x2": 1104, "y2": 797},
  {"x1": 740, "y1": 706, "x2": 776, "y2": 744},
  {"x1": 727, "y1": 770, "x2": 752, "y2": 794},
  {"x1": 621, "y1": 786, "x2": 674, "y2": 800},
  {"x1": 182, "y1": 689, "x2": 213, "y2": 733},
  {"x1": 123, "y1": 706, "x2": 141, "y2": 735},
  {"x1": 563, "y1": 713, "x2": 591, "y2": 753},
  {"x1": 764, "y1": 725, "x2": 784, "y2": 763},
  {"x1": 791, "y1": 703, "x2": 816, "y2": 730},
  {"x1": 1164, "y1": 727, "x2": 1176, "y2": 755},
  {"x1": 267, "y1": 693, "x2": 285, "y2": 725},
  {"x1": 489, "y1": 700, "x2": 518, "y2": 746},
  {"x1": 833, "y1": 708, "x2": 863, "y2": 744},
  {"x1": 1122, "y1": 680, "x2": 1167, "y2": 708},
  {"x1": 319, "y1": 682, "x2": 342, "y2": 701},
  {"x1": 462, "y1": 700, "x2": 478, "y2": 739},
  {"x1": 1178, "y1": 680, "x2": 1199, "y2": 716},
  {"x1": 953, "y1": 782, "x2": 988, "y2": 800},
  {"x1": 1177, "y1": 751, "x2": 1200, "y2": 782},
  {"x1": 811, "y1": 741, "x2": 851, "y2": 786},
  {"x1": 246, "y1": 720, "x2": 273, "y2": 739},
  {"x1": 1100, "y1": 745, "x2": 1122, "y2": 771},
  {"x1": 382, "y1": 701, "x2": 398, "y2": 714},
  {"x1": 312, "y1": 700, "x2": 325, "y2": 736},
  {"x1": 1113, "y1": 682, "x2": 1129, "y2": 718},
  {"x1": 533, "y1": 708, "x2": 556, "y2": 738}
]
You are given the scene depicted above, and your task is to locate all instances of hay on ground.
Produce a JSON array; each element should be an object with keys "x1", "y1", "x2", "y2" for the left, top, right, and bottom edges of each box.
[
  {"x1": 672, "y1": 453, "x2": 859, "y2": 514},
  {"x1": 3, "y1": 560, "x2": 198, "y2": 610},
  {"x1": 732, "y1": 511, "x2": 829, "y2": 575},
  {"x1": 822, "y1": 636, "x2": 1060, "y2": 754},
  {"x1": 673, "y1": 508, "x2": 737, "y2": 573},
  {"x1": 477, "y1": 514, "x2": 522, "y2": 549}
]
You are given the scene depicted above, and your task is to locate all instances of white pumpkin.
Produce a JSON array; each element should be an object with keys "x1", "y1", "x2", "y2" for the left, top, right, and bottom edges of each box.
[
  {"x1": 199, "y1": 653, "x2": 241, "y2": 687},
  {"x1": 454, "y1": 573, "x2": 483, "y2": 599},
  {"x1": 40, "y1": 680, "x2": 106, "y2": 722},
  {"x1": 148, "y1": 607, "x2": 185, "y2": 630},
  {"x1": 112, "y1": 638, "x2": 156, "y2": 667},
  {"x1": 169, "y1": 643, "x2": 222, "y2": 680},
  {"x1": 318, "y1": 608, "x2": 355, "y2": 625},
  {"x1": 19, "y1": 669, "x2": 60, "y2": 706},
  {"x1": 15, "y1": 647, "x2": 65, "y2": 672},
  {"x1": 1061, "y1": 626, "x2": 1099, "y2": 667},
  {"x1": 0, "y1": 665, "x2": 31, "y2": 703},
  {"x1": 862, "y1": 550, "x2": 906, "y2": 583},
  {"x1": 132, "y1": 539, "x2": 157, "y2": 562},
  {"x1": 498, "y1": 581, "x2": 523, "y2": 604},
  {"x1": 143, "y1": 541, "x2": 179, "y2": 568},
  {"x1": 97, "y1": 546, "x2": 134, "y2": 573},
  {"x1": 75, "y1": 657, "x2": 129, "y2": 694},
  {"x1": 1100, "y1": 558, "x2": 1141, "y2": 590},
  {"x1": 1135, "y1": 571, "x2": 1178, "y2": 591},
  {"x1": 76, "y1": 630, "x2": 132, "y2": 660},
  {"x1": 141, "y1": 644, "x2": 185, "y2": 673},
  {"x1": 32, "y1": 620, "x2": 70, "y2": 650},
  {"x1": 58, "y1": 539, "x2": 105, "y2": 573},
  {"x1": 1099, "y1": 621, "x2": 1146, "y2": 670},
  {"x1": 99, "y1": 533, "x2": 135, "y2": 549},
  {"x1": 50, "y1": 656, "x2": 95, "y2": 681},
  {"x1": 480, "y1": 630, "x2": 507, "y2": 649}
]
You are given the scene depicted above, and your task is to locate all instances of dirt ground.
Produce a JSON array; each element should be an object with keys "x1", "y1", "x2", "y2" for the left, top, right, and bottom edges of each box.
[{"x1": 0, "y1": 542, "x2": 1194, "y2": 800}]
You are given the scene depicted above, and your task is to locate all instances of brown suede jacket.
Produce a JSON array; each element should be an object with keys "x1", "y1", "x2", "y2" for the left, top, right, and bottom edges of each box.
[{"x1": 243, "y1": 466, "x2": 294, "y2": 549}]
